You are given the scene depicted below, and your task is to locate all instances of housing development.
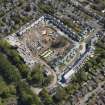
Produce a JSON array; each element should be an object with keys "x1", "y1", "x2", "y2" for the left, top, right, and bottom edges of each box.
[{"x1": 0, "y1": 0, "x2": 105, "y2": 105}]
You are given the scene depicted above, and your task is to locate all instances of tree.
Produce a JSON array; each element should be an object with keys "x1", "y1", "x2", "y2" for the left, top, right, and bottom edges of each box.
[
  {"x1": 42, "y1": 75, "x2": 53, "y2": 86},
  {"x1": 65, "y1": 82, "x2": 79, "y2": 94},
  {"x1": 17, "y1": 64, "x2": 29, "y2": 78},
  {"x1": 0, "y1": 39, "x2": 29, "y2": 79},
  {"x1": 72, "y1": 70, "x2": 88, "y2": 86},
  {"x1": 0, "y1": 76, "x2": 16, "y2": 99},
  {"x1": 38, "y1": 1, "x2": 55, "y2": 14},
  {"x1": 0, "y1": 39, "x2": 10, "y2": 50},
  {"x1": 0, "y1": 52, "x2": 21, "y2": 83},
  {"x1": 17, "y1": 81, "x2": 42, "y2": 105},
  {"x1": 27, "y1": 65, "x2": 44, "y2": 86},
  {"x1": 53, "y1": 87, "x2": 68, "y2": 102},
  {"x1": 39, "y1": 88, "x2": 53, "y2": 105}
]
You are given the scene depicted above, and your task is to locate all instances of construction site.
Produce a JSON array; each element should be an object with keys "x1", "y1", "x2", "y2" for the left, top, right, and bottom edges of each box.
[{"x1": 18, "y1": 17, "x2": 76, "y2": 74}]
